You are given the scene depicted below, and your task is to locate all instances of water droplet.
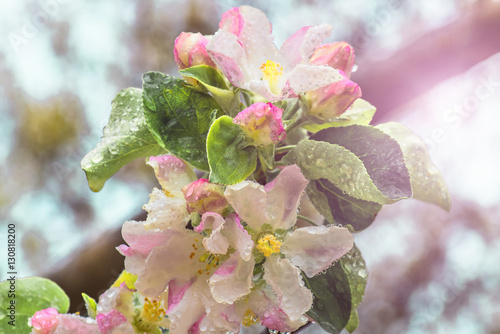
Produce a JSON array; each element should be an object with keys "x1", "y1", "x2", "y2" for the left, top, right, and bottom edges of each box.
[
  {"x1": 352, "y1": 63, "x2": 358, "y2": 73},
  {"x1": 268, "y1": 330, "x2": 279, "y2": 334},
  {"x1": 358, "y1": 269, "x2": 368, "y2": 278},
  {"x1": 91, "y1": 152, "x2": 104, "y2": 164}
]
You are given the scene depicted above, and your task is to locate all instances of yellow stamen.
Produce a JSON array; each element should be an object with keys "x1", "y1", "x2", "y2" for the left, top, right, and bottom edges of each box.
[
  {"x1": 242, "y1": 309, "x2": 259, "y2": 327},
  {"x1": 142, "y1": 297, "x2": 165, "y2": 322},
  {"x1": 260, "y1": 60, "x2": 283, "y2": 94},
  {"x1": 256, "y1": 234, "x2": 281, "y2": 257},
  {"x1": 163, "y1": 189, "x2": 174, "y2": 198}
]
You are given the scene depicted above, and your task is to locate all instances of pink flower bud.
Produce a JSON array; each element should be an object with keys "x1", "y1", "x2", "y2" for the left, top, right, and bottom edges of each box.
[
  {"x1": 305, "y1": 71, "x2": 362, "y2": 120},
  {"x1": 182, "y1": 179, "x2": 229, "y2": 215},
  {"x1": 29, "y1": 308, "x2": 60, "y2": 334},
  {"x1": 174, "y1": 32, "x2": 216, "y2": 70},
  {"x1": 233, "y1": 102, "x2": 286, "y2": 146},
  {"x1": 310, "y1": 42, "x2": 356, "y2": 77}
]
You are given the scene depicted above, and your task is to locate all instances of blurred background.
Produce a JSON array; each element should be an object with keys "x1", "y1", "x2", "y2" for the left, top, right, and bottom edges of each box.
[{"x1": 1, "y1": 0, "x2": 500, "y2": 333}]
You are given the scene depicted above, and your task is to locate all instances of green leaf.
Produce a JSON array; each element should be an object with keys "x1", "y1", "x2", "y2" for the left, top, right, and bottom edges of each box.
[
  {"x1": 376, "y1": 122, "x2": 451, "y2": 211},
  {"x1": 0, "y1": 277, "x2": 70, "y2": 333},
  {"x1": 257, "y1": 144, "x2": 275, "y2": 170},
  {"x1": 312, "y1": 124, "x2": 412, "y2": 201},
  {"x1": 81, "y1": 293, "x2": 97, "y2": 319},
  {"x1": 340, "y1": 244, "x2": 368, "y2": 333},
  {"x1": 282, "y1": 139, "x2": 393, "y2": 204},
  {"x1": 308, "y1": 179, "x2": 382, "y2": 231},
  {"x1": 81, "y1": 88, "x2": 166, "y2": 192},
  {"x1": 142, "y1": 71, "x2": 223, "y2": 171},
  {"x1": 179, "y1": 65, "x2": 239, "y2": 116},
  {"x1": 303, "y1": 98, "x2": 376, "y2": 133},
  {"x1": 207, "y1": 116, "x2": 257, "y2": 184},
  {"x1": 303, "y1": 264, "x2": 352, "y2": 334}
]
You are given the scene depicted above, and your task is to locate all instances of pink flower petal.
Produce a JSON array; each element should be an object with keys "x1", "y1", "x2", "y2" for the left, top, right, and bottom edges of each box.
[
  {"x1": 233, "y1": 102, "x2": 285, "y2": 146},
  {"x1": 310, "y1": 41, "x2": 356, "y2": 76},
  {"x1": 96, "y1": 310, "x2": 127, "y2": 334}
]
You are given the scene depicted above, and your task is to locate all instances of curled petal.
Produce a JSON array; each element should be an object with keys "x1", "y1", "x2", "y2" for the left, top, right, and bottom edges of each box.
[
  {"x1": 263, "y1": 256, "x2": 313, "y2": 321},
  {"x1": 281, "y1": 225, "x2": 354, "y2": 277},
  {"x1": 209, "y1": 252, "x2": 255, "y2": 304},
  {"x1": 233, "y1": 102, "x2": 285, "y2": 146},
  {"x1": 310, "y1": 41, "x2": 356, "y2": 76},
  {"x1": 223, "y1": 214, "x2": 254, "y2": 261},
  {"x1": 147, "y1": 155, "x2": 196, "y2": 197},
  {"x1": 96, "y1": 310, "x2": 128, "y2": 334},
  {"x1": 97, "y1": 286, "x2": 135, "y2": 322},
  {"x1": 197, "y1": 212, "x2": 230, "y2": 255},
  {"x1": 225, "y1": 181, "x2": 268, "y2": 230}
]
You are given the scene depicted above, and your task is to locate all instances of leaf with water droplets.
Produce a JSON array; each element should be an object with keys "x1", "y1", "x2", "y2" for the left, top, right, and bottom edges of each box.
[
  {"x1": 303, "y1": 262, "x2": 351, "y2": 334},
  {"x1": 207, "y1": 115, "x2": 257, "y2": 184},
  {"x1": 307, "y1": 179, "x2": 382, "y2": 231},
  {"x1": 340, "y1": 244, "x2": 368, "y2": 333},
  {"x1": 179, "y1": 65, "x2": 239, "y2": 116},
  {"x1": 282, "y1": 139, "x2": 395, "y2": 204},
  {"x1": 142, "y1": 71, "x2": 223, "y2": 171},
  {"x1": 0, "y1": 277, "x2": 70, "y2": 333},
  {"x1": 311, "y1": 124, "x2": 412, "y2": 201},
  {"x1": 81, "y1": 87, "x2": 166, "y2": 192},
  {"x1": 376, "y1": 122, "x2": 451, "y2": 211},
  {"x1": 303, "y1": 98, "x2": 376, "y2": 133}
]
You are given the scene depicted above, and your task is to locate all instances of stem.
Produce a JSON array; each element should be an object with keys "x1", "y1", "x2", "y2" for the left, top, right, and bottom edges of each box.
[
  {"x1": 275, "y1": 145, "x2": 296, "y2": 154},
  {"x1": 274, "y1": 161, "x2": 286, "y2": 167},
  {"x1": 297, "y1": 214, "x2": 318, "y2": 226}
]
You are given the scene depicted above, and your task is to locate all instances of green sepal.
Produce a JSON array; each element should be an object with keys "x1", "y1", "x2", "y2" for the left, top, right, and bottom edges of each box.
[
  {"x1": 207, "y1": 115, "x2": 257, "y2": 184},
  {"x1": 257, "y1": 144, "x2": 275, "y2": 170},
  {"x1": 142, "y1": 71, "x2": 224, "y2": 171},
  {"x1": 81, "y1": 293, "x2": 97, "y2": 319},
  {"x1": 81, "y1": 87, "x2": 166, "y2": 192},
  {"x1": 0, "y1": 277, "x2": 70, "y2": 333}
]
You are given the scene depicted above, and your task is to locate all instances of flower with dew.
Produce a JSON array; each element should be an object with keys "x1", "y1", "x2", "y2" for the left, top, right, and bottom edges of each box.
[
  {"x1": 233, "y1": 102, "x2": 286, "y2": 146},
  {"x1": 182, "y1": 178, "x2": 230, "y2": 215},
  {"x1": 206, "y1": 6, "x2": 344, "y2": 102},
  {"x1": 174, "y1": 32, "x2": 216, "y2": 70},
  {"x1": 118, "y1": 156, "x2": 255, "y2": 333},
  {"x1": 223, "y1": 165, "x2": 354, "y2": 332},
  {"x1": 305, "y1": 42, "x2": 361, "y2": 120}
]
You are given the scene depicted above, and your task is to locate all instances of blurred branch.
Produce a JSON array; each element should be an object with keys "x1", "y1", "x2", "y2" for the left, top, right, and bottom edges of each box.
[{"x1": 355, "y1": 1, "x2": 500, "y2": 123}]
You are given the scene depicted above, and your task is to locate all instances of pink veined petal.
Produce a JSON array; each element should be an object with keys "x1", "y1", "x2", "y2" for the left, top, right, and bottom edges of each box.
[
  {"x1": 121, "y1": 220, "x2": 173, "y2": 256},
  {"x1": 135, "y1": 229, "x2": 205, "y2": 298},
  {"x1": 209, "y1": 252, "x2": 254, "y2": 304},
  {"x1": 233, "y1": 102, "x2": 285, "y2": 145},
  {"x1": 96, "y1": 310, "x2": 127, "y2": 334},
  {"x1": 53, "y1": 314, "x2": 101, "y2": 334},
  {"x1": 277, "y1": 24, "x2": 332, "y2": 70},
  {"x1": 310, "y1": 41, "x2": 356, "y2": 76},
  {"x1": 224, "y1": 181, "x2": 268, "y2": 230},
  {"x1": 262, "y1": 256, "x2": 313, "y2": 321},
  {"x1": 198, "y1": 212, "x2": 230, "y2": 255},
  {"x1": 223, "y1": 214, "x2": 254, "y2": 261},
  {"x1": 264, "y1": 165, "x2": 308, "y2": 230},
  {"x1": 168, "y1": 280, "x2": 194, "y2": 312},
  {"x1": 167, "y1": 280, "x2": 206, "y2": 334},
  {"x1": 286, "y1": 64, "x2": 343, "y2": 95},
  {"x1": 219, "y1": 7, "x2": 244, "y2": 36},
  {"x1": 207, "y1": 30, "x2": 247, "y2": 87},
  {"x1": 281, "y1": 225, "x2": 354, "y2": 277}
]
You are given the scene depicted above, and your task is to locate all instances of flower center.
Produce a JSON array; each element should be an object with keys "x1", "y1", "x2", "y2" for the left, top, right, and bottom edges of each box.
[
  {"x1": 260, "y1": 60, "x2": 283, "y2": 94},
  {"x1": 256, "y1": 234, "x2": 281, "y2": 257},
  {"x1": 242, "y1": 309, "x2": 259, "y2": 327},
  {"x1": 142, "y1": 297, "x2": 166, "y2": 322}
]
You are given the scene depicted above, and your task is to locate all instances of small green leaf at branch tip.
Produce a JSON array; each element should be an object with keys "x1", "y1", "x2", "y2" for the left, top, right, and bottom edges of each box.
[
  {"x1": 82, "y1": 293, "x2": 97, "y2": 319},
  {"x1": 142, "y1": 71, "x2": 224, "y2": 171},
  {"x1": 0, "y1": 277, "x2": 70, "y2": 333},
  {"x1": 207, "y1": 115, "x2": 257, "y2": 184},
  {"x1": 81, "y1": 87, "x2": 166, "y2": 192}
]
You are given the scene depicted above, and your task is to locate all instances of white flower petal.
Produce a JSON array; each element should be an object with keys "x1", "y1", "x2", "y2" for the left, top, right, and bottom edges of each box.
[
  {"x1": 281, "y1": 225, "x2": 354, "y2": 277},
  {"x1": 223, "y1": 214, "x2": 254, "y2": 261},
  {"x1": 287, "y1": 64, "x2": 343, "y2": 94},
  {"x1": 143, "y1": 188, "x2": 189, "y2": 230},
  {"x1": 207, "y1": 30, "x2": 247, "y2": 87},
  {"x1": 198, "y1": 212, "x2": 230, "y2": 255},
  {"x1": 263, "y1": 256, "x2": 313, "y2": 321},
  {"x1": 147, "y1": 155, "x2": 196, "y2": 197}
]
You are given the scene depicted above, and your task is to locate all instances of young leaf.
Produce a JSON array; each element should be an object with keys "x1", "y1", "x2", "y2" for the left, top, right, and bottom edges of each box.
[
  {"x1": 303, "y1": 263, "x2": 352, "y2": 334},
  {"x1": 308, "y1": 179, "x2": 382, "y2": 231},
  {"x1": 207, "y1": 116, "x2": 257, "y2": 184},
  {"x1": 282, "y1": 139, "x2": 393, "y2": 204},
  {"x1": 340, "y1": 244, "x2": 368, "y2": 333},
  {"x1": 303, "y1": 98, "x2": 376, "y2": 133},
  {"x1": 312, "y1": 124, "x2": 412, "y2": 201},
  {"x1": 376, "y1": 122, "x2": 451, "y2": 211},
  {"x1": 81, "y1": 87, "x2": 166, "y2": 192},
  {"x1": 0, "y1": 277, "x2": 70, "y2": 333},
  {"x1": 179, "y1": 65, "x2": 238, "y2": 116},
  {"x1": 142, "y1": 71, "x2": 223, "y2": 171},
  {"x1": 81, "y1": 293, "x2": 97, "y2": 319}
]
